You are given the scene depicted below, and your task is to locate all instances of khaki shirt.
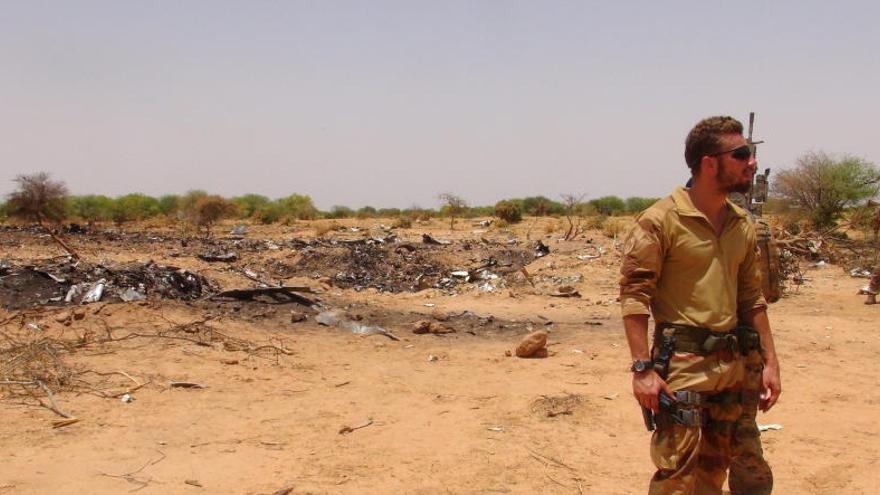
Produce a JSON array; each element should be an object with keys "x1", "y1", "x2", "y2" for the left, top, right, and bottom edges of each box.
[{"x1": 620, "y1": 187, "x2": 767, "y2": 332}]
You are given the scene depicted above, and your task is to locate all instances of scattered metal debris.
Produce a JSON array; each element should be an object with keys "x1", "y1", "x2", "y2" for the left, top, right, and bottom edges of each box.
[
  {"x1": 851, "y1": 268, "x2": 873, "y2": 278},
  {"x1": 534, "y1": 241, "x2": 550, "y2": 258},
  {"x1": 0, "y1": 259, "x2": 212, "y2": 310},
  {"x1": 119, "y1": 287, "x2": 147, "y2": 302},
  {"x1": 81, "y1": 279, "x2": 107, "y2": 304},
  {"x1": 211, "y1": 287, "x2": 317, "y2": 306},
  {"x1": 198, "y1": 251, "x2": 238, "y2": 262},
  {"x1": 316, "y1": 310, "x2": 400, "y2": 341},
  {"x1": 758, "y1": 423, "x2": 783, "y2": 432}
]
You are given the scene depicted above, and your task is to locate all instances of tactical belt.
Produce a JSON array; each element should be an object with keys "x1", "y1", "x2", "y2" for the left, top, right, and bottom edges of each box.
[{"x1": 655, "y1": 323, "x2": 762, "y2": 356}]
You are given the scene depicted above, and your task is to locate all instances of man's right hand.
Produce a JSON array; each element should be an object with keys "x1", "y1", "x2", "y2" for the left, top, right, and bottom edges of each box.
[{"x1": 633, "y1": 370, "x2": 674, "y2": 413}]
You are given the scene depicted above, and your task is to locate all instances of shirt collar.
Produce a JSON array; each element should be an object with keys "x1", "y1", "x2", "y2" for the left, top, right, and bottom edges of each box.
[{"x1": 671, "y1": 186, "x2": 748, "y2": 220}]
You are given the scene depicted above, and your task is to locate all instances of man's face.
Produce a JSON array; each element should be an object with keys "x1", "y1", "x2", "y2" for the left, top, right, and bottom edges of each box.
[{"x1": 714, "y1": 134, "x2": 757, "y2": 194}]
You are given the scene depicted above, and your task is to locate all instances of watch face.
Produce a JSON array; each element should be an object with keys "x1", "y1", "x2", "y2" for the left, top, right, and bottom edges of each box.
[{"x1": 633, "y1": 361, "x2": 650, "y2": 372}]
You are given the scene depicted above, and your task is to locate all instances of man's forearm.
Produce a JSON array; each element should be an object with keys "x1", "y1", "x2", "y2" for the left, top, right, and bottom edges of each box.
[{"x1": 624, "y1": 314, "x2": 651, "y2": 360}]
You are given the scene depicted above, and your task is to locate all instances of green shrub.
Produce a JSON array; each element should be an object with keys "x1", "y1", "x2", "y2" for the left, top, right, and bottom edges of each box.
[
  {"x1": 356, "y1": 206, "x2": 377, "y2": 219},
  {"x1": 158, "y1": 194, "x2": 181, "y2": 217},
  {"x1": 325, "y1": 205, "x2": 355, "y2": 219},
  {"x1": 111, "y1": 194, "x2": 160, "y2": 224},
  {"x1": 231, "y1": 194, "x2": 271, "y2": 219},
  {"x1": 773, "y1": 151, "x2": 880, "y2": 228},
  {"x1": 392, "y1": 216, "x2": 412, "y2": 228},
  {"x1": 277, "y1": 194, "x2": 318, "y2": 220},
  {"x1": 589, "y1": 196, "x2": 626, "y2": 216},
  {"x1": 494, "y1": 200, "x2": 522, "y2": 223},
  {"x1": 256, "y1": 203, "x2": 285, "y2": 224},
  {"x1": 624, "y1": 197, "x2": 659, "y2": 214},
  {"x1": 71, "y1": 195, "x2": 114, "y2": 222},
  {"x1": 378, "y1": 208, "x2": 402, "y2": 217}
]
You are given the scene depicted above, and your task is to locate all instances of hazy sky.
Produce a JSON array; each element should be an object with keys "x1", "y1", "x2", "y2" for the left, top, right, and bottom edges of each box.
[{"x1": 2, "y1": 1, "x2": 878, "y2": 209}]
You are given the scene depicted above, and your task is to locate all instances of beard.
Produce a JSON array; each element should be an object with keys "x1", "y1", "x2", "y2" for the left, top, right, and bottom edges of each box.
[{"x1": 717, "y1": 160, "x2": 753, "y2": 194}]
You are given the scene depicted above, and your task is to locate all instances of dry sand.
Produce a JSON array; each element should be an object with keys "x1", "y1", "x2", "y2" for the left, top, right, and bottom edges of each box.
[{"x1": 1, "y1": 219, "x2": 878, "y2": 494}]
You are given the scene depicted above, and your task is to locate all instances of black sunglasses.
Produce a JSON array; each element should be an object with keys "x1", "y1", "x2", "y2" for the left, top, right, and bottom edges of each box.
[{"x1": 710, "y1": 145, "x2": 752, "y2": 161}]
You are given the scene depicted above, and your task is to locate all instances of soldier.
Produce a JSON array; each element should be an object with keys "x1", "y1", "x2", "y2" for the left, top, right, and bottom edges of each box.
[
  {"x1": 859, "y1": 270, "x2": 880, "y2": 305},
  {"x1": 858, "y1": 201, "x2": 880, "y2": 305},
  {"x1": 621, "y1": 115, "x2": 782, "y2": 494}
]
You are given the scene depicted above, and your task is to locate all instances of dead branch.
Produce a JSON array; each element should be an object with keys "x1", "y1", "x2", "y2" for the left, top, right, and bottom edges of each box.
[
  {"x1": 99, "y1": 449, "x2": 166, "y2": 491},
  {"x1": 525, "y1": 447, "x2": 577, "y2": 472},
  {"x1": 39, "y1": 219, "x2": 80, "y2": 261},
  {"x1": 34, "y1": 380, "x2": 73, "y2": 418}
]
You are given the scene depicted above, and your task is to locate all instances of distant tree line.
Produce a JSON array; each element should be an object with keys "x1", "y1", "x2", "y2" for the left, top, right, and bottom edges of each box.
[{"x1": 0, "y1": 179, "x2": 660, "y2": 229}]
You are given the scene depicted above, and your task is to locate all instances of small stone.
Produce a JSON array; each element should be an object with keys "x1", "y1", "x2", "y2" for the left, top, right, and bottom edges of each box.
[
  {"x1": 551, "y1": 285, "x2": 581, "y2": 298},
  {"x1": 290, "y1": 311, "x2": 307, "y2": 323},
  {"x1": 54, "y1": 313, "x2": 69, "y2": 323},
  {"x1": 72, "y1": 309, "x2": 86, "y2": 321},
  {"x1": 516, "y1": 330, "x2": 548, "y2": 358},
  {"x1": 429, "y1": 322, "x2": 455, "y2": 334},
  {"x1": 431, "y1": 309, "x2": 450, "y2": 321},
  {"x1": 532, "y1": 348, "x2": 549, "y2": 358},
  {"x1": 412, "y1": 320, "x2": 432, "y2": 334}
]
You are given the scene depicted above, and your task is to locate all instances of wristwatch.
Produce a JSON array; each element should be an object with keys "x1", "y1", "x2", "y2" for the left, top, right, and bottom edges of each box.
[{"x1": 630, "y1": 360, "x2": 653, "y2": 374}]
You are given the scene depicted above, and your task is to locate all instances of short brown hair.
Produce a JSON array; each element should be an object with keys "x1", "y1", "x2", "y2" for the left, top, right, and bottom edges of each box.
[{"x1": 684, "y1": 116, "x2": 744, "y2": 174}]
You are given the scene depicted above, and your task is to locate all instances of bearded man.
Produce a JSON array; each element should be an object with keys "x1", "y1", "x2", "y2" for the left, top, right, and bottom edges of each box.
[{"x1": 620, "y1": 116, "x2": 782, "y2": 494}]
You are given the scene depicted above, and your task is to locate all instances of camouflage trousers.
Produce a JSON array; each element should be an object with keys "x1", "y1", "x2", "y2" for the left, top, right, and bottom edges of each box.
[
  {"x1": 868, "y1": 271, "x2": 880, "y2": 294},
  {"x1": 648, "y1": 348, "x2": 772, "y2": 494},
  {"x1": 729, "y1": 348, "x2": 773, "y2": 494}
]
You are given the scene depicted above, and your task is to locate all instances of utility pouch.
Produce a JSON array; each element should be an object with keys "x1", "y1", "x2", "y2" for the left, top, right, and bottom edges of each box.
[
  {"x1": 734, "y1": 324, "x2": 762, "y2": 355},
  {"x1": 702, "y1": 333, "x2": 739, "y2": 354}
]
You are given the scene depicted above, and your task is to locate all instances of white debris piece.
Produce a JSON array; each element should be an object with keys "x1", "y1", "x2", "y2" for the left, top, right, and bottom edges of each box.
[
  {"x1": 81, "y1": 279, "x2": 107, "y2": 304},
  {"x1": 758, "y1": 424, "x2": 783, "y2": 432}
]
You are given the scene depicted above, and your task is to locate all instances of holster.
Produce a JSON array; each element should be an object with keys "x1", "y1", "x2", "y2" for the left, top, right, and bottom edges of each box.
[
  {"x1": 641, "y1": 323, "x2": 755, "y2": 432},
  {"x1": 734, "y1": 324, "x2": 762, "y2": 355}
]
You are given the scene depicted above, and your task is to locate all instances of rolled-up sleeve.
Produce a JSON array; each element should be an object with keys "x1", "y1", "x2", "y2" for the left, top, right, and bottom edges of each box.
[
  {"x1": 737, "y1": 224, "x2": 768, "y2": 316},
  {"x1": 619, "y1": 214, "x2": 665, "y2": 317}
]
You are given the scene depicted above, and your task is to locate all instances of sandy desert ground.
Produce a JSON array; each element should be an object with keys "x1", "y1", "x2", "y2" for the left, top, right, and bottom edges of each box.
[{"x1": 1, "y1": 218, "x2": 878, "y2": 494}]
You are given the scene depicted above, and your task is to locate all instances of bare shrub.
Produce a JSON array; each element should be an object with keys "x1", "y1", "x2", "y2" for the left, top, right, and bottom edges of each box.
[
  {"x1": 6, "y1": 172, "x2": 78, "y2": 258},
  {"x1": 315, "y1": 220, "x2": 340, "y2": 237},
  {"x1": 438, "y1": 193, "x2": 467, "y2": 230},
  {"x1": 560, "y1": 194, "x2": 585, "y2": 240},
  {"x1": 602, "y1": 217, "x2": 633, "y2": 238},
  {"x1": 6, "y1": 172, "x2": 69, "y2": 224},
  {"x1": 192, "y1": 196, "x2": 237, "y2": 237}
]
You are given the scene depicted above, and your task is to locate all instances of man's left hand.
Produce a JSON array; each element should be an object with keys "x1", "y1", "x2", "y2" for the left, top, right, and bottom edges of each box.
[{"x1": 760, "y1": 362, "x2": 781, "y2": 412}]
